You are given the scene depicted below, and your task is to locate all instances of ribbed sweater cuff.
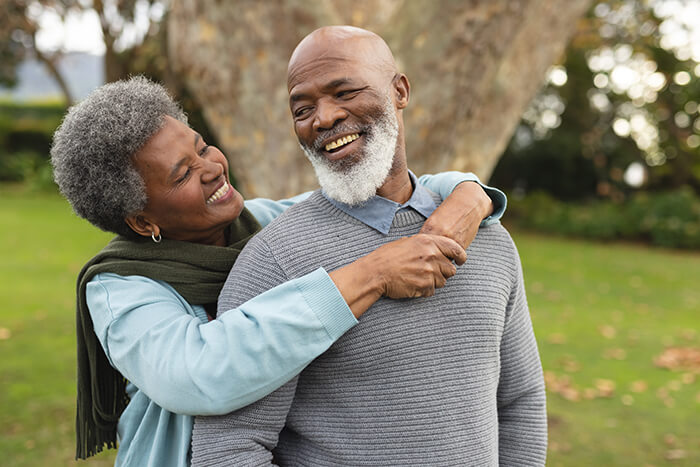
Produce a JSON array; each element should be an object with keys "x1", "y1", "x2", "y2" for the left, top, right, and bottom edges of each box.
[{"x1": 296, "y1": 267, "x2": 358, "y2": 340}]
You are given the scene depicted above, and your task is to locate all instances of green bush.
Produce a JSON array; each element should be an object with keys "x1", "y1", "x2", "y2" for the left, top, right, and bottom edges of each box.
[
  {"x1": 506, "y1": 187, "x2": 700, "y2": 249},
  {"x1": 0, "y1": 100, "x2": 65, "y2": 183}
]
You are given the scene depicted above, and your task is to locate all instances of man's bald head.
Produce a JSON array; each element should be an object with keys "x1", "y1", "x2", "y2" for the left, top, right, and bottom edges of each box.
[
  {"x1": 286, "y1": 26, "x2": 412, "y2": 205},
  {"x1": 287, "y1": 26, "x2": 397, "y2": 90}
]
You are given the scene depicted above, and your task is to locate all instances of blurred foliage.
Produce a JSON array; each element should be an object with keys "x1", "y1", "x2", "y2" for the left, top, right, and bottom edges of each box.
[
  {"x1": 1, "y1": 0, "x2": 167, "y2": 105},
  {"x1": 0, "y1": 100, "x2": 64, "y2": 189},
  {"x1": 116, "y1": 10, "x2": 221, "y2": 152},
  {"x1": 0, "y1": 1, "x2": 86, "y2": 104},
  {"x1": 0, "y1": 1, "x2": 26, "y2": 87},
  {"x1": 492, "y1": 0, "x2": 700, "y2": 200},
  {"x1": 506, "y1": 187, "x2": 700, "y2": 248},
  {"x1": 0, "y1": 1, "x2": 219, "y2": 187}
]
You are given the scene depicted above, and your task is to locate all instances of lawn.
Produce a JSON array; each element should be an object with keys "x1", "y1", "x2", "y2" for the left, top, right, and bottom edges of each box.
[{"x1": 0, "y1": 186, "x2": 698, "y2": 466}]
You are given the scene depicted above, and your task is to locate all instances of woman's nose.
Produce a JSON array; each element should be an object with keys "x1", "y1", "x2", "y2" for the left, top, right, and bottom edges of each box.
[{"x1": 202, "y1": 157, "x2": 224, "y2": 182}]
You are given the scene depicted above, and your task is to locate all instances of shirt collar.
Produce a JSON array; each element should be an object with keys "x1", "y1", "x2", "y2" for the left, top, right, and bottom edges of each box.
[{"x1": 322, "y1": 170, "x2": 437, "y2": 234}]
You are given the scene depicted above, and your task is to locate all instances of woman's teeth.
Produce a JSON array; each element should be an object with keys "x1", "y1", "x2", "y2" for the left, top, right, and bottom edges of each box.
[
  {"x1": 207, "y1": 182, "x2": 230, "y2": 204},
  {"x1": 325, "y1": 133, "x2": 359, "y2": 151}
]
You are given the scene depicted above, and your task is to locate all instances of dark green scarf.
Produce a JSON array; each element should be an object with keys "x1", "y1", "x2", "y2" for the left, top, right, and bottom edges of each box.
[{"x1": 75, "y1": 208, "x2": 261, "y2": 459}]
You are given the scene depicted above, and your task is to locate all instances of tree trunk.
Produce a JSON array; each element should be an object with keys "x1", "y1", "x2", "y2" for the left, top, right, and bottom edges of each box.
[{"x1": 168, "y1": 0, "x2": 591, "y2": 198}]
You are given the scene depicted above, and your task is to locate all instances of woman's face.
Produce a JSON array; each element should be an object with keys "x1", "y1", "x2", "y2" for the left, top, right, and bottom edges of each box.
[{"x1": 130, "y1": 115, "x2": 245, "y2": 246}]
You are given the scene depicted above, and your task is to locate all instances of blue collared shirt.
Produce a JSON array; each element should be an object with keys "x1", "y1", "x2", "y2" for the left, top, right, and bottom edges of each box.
[
  {"x1": 323, "y1": 171, "x2": 437, "y2": 234},
  {"x1": 322, "y1": 170, "x2": 505, "y2": 234}
]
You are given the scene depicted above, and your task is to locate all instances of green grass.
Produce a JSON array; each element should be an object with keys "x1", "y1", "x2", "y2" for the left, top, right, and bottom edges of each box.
[
  {"x1": 512, "y1": 229, "x2": 700, "y2": 466},
  {"x1": 1, "y1": 186, "x2": 698, "y2": 466}
]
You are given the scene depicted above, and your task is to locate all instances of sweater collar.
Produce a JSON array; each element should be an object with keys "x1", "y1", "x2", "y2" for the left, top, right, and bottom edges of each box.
[{"x1": 321, "y1": 170, "x2": 437, "y2": 234}]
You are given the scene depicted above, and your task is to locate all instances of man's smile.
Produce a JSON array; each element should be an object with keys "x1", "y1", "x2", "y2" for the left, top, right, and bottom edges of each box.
[
  {"x1": 324, "y1": 133, "x2": 360, "y2": 152},
  {"x1": 322, "y1": 133, "x2": 364, "y2": 161}
]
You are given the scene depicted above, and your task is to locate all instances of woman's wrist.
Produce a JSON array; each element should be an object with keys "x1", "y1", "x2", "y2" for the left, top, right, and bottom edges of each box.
[
  {"x1": 455, "y1": 181, "x2": 493, "y2": 220},
  {"x1": 328, "y1": 256, "x2": 384, "y2": 319}
]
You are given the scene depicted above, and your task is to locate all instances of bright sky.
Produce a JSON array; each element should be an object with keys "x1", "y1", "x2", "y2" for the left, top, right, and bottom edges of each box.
[
  {"x1": 35, "y1": 9, "x2": 105, "y2": 55},
  {"x1": 34, "y1": 1, "x2": 164, "y2": 55}
]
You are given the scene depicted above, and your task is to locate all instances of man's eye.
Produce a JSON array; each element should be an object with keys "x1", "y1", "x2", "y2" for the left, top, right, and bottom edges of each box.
[
  {"x1": 199, "y1": 145, "x2": 210, "y2": 156},
  {"x1": 337, "y1": 89, "x2": 359, "y2": 99},
  {"x1": 295, "y1": 107, "x2": 312, "y2": 118}
]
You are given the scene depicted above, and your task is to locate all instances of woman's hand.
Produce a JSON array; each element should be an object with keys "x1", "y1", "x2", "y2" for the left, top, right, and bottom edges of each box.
[
  {"x1": 419, "y1": 181, "x2": 493, "y2": 250},
  {"x1": 329, "y1": 234, "x2": 466, "y2": 318}
]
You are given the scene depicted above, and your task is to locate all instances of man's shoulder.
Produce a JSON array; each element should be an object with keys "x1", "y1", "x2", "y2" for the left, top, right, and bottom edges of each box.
[
  {"x1": 255, "y1": 190, "x2": 328, "y2": 236},
  {"x1": 471, "y1": 222, "x2": 521, "y2": 262},
  {"x1": 241, "y1": 190, "x2": 337, "y2": 256}
]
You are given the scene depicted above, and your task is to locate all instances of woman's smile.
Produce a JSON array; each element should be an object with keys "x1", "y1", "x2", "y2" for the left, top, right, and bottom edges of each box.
[{"x1": 207, "y1": 180, "x2": 234, "y2": 205}]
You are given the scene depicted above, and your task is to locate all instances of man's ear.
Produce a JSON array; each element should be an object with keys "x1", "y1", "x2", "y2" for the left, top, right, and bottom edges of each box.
[
  {"x1": 394, "y1": 74, "x2": 410, "y2": 109},
  {"x1": 124, "y1": 214, "x2": 160, "y2": 239}
]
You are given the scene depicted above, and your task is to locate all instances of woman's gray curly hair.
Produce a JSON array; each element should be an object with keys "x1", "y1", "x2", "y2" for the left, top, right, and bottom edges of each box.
[{"x1": 51, "y1": 76, "x2": 187, "y2": 237}]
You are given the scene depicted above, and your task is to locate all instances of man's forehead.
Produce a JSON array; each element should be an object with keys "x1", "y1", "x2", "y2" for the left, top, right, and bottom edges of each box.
[{"x1": 287, "y1": 54, "x2": 362, "y2": 91}]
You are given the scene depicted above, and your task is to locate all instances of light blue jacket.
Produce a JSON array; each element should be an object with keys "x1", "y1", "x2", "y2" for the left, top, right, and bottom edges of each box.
[{"x1": 85, "y1": 173, "x2": 506, "y2": 466}]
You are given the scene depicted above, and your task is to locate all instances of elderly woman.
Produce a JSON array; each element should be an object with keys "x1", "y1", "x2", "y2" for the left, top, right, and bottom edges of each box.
[{"x1": 50, "y1": 76, "x2": 505, "y2": 466}]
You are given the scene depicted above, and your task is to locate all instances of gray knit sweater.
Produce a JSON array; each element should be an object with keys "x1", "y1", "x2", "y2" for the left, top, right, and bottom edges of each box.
[{"x1": 192, "y1": 191, "x2": 547, "y2": 466}]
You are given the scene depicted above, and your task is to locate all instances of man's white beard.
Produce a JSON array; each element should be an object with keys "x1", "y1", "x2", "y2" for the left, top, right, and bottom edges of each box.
[{"x1": 301, "y1": 98, "x2": 399, "y2": 206}]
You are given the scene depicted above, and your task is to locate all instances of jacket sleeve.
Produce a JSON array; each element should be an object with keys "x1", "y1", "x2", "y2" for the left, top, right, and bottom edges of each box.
[
  {"x1": 86, "y1": 267, "x2": 355, "y2": 416},
  {"x1": 192, "y1": 236, "x2": 304, "y2": 466},
  {"x1": 417, "y1": 171, "x2": 507, "y2": 225},
  {"x1": 496, "y1": 238, "x2": 548, "y2": 466}
]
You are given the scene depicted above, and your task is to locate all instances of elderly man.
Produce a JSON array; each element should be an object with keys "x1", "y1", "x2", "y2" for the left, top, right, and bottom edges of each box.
[{"x1": 192, "y1": 26, "x2": 547, "y2": 466}]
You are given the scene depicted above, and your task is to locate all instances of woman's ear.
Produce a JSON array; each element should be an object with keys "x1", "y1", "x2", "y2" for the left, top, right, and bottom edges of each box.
[
  {"x1": 124, "y1": 214, "x2": 159, "y2": 239},
  {"x1": 394, "y1": 74, "x2": 410, "y2": 110}
]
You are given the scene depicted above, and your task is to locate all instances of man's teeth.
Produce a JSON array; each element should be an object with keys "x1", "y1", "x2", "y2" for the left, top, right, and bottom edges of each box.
[
  {"x1": 325, "y1": 133, "x2": 359, "y2": 151},
  {"x1": 207, "y1": 182, "x2": 230, "y2": 204}
]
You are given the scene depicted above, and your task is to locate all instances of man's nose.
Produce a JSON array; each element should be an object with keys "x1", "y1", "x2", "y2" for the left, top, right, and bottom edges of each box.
[{"x1": 313, "y1": 99, "x2": 347, "y2": 131}]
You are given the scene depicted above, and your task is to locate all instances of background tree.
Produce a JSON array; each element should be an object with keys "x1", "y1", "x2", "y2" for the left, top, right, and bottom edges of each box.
[
  {"x1": 0, "y1": 0, "x2": 79, "y2": 104},
  {"x1": 492, "y1": 0, "x2": 700, "y2": 200},
  {"x1": 0, "y1": 0, "x2": 166, "y2": 105},
  {"x1": 168, "y1": 0, "x2": 592, "y2": 199}
]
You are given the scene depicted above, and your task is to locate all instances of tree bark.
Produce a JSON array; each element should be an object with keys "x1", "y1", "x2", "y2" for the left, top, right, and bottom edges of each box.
[{"x1": 169, "y1": 0, "x2": 591, "y2": 198}]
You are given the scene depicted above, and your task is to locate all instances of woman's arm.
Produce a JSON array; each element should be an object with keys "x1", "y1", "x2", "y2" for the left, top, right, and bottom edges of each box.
[
  {"x1": 418, "y1": 172, "x2": 508, "y2": 249},
  {"x1": 87, "y1": 270, "x2": 353, "y2": 416},
  {"x1": 417, "y1": 171, "x2": 507, "y2": 226},
  {"x1": 85, "y1": 234, "x2": 464, "y2": 417}
]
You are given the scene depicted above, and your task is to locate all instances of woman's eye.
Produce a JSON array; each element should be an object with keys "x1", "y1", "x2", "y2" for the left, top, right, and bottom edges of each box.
[{"x1": 177, "y1": 169, "x2": 191, "y2": 183}]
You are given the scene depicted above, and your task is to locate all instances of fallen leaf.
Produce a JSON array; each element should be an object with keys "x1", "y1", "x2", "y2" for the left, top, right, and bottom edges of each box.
[
  {"x1": 630, "y1": 380, "x2": 648, "y2": 393},
  {"x1": 665, "y1": 449, "x2": 686, "y2": 460},
  {"x1": 0, "y1": 327, "x2": 10, "y2": 340},
  {"x1": 595, "y1": 379, "x2": 616, "y2": 398},
  {"x1": 663, "y1": 433, "x2": 677, "y2": 446},
  {"x1": 621, "y1": 394, "x2": 634, "y2": 406},
  {"x1": 561, "y1": 387, "x2": 580, "y2": 401},
  {"x1": 547, "y1": 333, "x2": 567, "y2": 344},
  {"x1": 599, "y1": 325, "x2": 617, "y2": 339},
  {"x1": 603, "y1": 348, "x2": 627, "y2": 360},
  {"x1": 654, "y1": 347, "x2": 700, "y2": 371},
  {"x1": 667, "y1": 380, "x2": 682, "y2": 391}
]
